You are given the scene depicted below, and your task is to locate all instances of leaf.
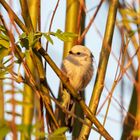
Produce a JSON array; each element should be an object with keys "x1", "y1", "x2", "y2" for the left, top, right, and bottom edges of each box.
[
  {"x1": 19, "y1": 33, "x2": 29, "y2": 49},
  {"x1": 120, "y1": 19, "x2": 140, "y2": 24},
  {"x1": 62, "y1": 32, "x2": 78, "y2": 38},
  {"x1": 51, "y1": 127, "x2": 68, "y2": 136},
  {"x1": 56, "y1": 29, "x2": 63, "y2": 34},
  {"x1": 34, "y1": 32, "x2": 42, "y2": 38},
  {"x1": 32, "y1": 131, "x2": 48, "y2": 138},
  {"x1": 48, "y1": 135, "x2": 66, "y2": 140},
  {"x1": 0, "y1": 39, "x2": 10, "y2": 49},
  {"x1": 0, "y1": 121, "x2": 10, "y2": 138},
  {"x1": 0, "y1": 47, "x2": 10, "y2": 61},
  {"x1": 29, "y1": 38, "x2": 40, "y2": 47},
  {"x1": 19, "y1": 32, "x2": 27, "y2": 39},
  {"x1": 17, "y1": 124, "x2": 32, "y2": 132},
  {"x1": 31, "y1": 122, "x2": 48, "y2": 138},
  {"x1": 0, "y1": 70, "x2": 8, "y2": 79},
  {"x1": 120, "y1": 9, "x2": 138, "y2": 18},
  {"x1": 53, "y1": 29, "x2": 78, "y2": 42},
  {"x1": 28, "y1": 32, "x2": 34, "y2": 47},
  {"x1": 17, "y1": 124, "x2": 32, "y2": 138},
  {"x1": 128, "y1": 30, "x2": 136, "y2": 37},
  {"x1": 48, "y1": 127, "x2": 67, "y2": 140},
  {"x1": 0, "y1": 33, "x2": 9, "y2": 41},
  {"x1": 43, "y1": 33, "x2": 53, "y2": 44},
  {"x1": 0, "y1": 25, "x2": 7, "y2": 35}
]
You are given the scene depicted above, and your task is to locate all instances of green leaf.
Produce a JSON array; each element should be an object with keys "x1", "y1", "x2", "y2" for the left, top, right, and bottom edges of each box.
[
  {"x1": 51, "y1": 127, "x2": 68, "y2": 136},
  {"x1": 17, "y1": 124, "x2": 32, "y2": 138},
  {"x1": 31, "y1": 122, "x2": 47, "y2": 138},
  {"x1": 19, "y1": 32, "x2": 27, "y2": 39},
  {"x1": 63, "y1": 32, "x2": 78, "y2": 38},
  {"x1": 0, "y1": 25, "x2": 7, "y2": 35},
  {"x1": 48, "y1": 135, "x2": 66, "y2": 140},
  {"x1": 29, "y1": 38, "x2": 40, "y2": 47},
  {"x1": 0, "y1": 70, "x2": 8, "y2": 79},
  {"x1": 34, "y1": 32, "x2": 42, "y2": 38},
  {"x1": 43, "y1": 33, "x2": 53, "y2": 44},
  {"x1": 19, "y1": 33, "x2": 29, "y2": 49},
  {"x1": 120, "y1": 19, "x2": 140, "y2": 24},
  {"x1": 128, "y1": 30, "x2": 136, "y2": 37},
  {"x1": 28, "y1": 32, "x2": 34, "y2": 47},
  {"x1": 0, "y1": 47, "x2": 10, "y2": 61},
  {"x1": 120, "y1": 9, "x2": 138, "y2": 18},
  {"x1": 32, "y1": 131, "x2": 47, "y2": 138},
  {"x1": 0, "y1": 33, "x2": 9, "y2": 41},
  {"x1": 0, "y1": 121, "x2": 10, "y2": 138},
  {"x1": 0, "y1": 39, "x2": 10, "y2": 49},
  {"x1": 17, "y1": 124, "x2": 32, "y2": 132},
  {"x1": 49, "y1": 127, "x2": 67, "y2": 140},
  {"x1": 56, "y1": 29, "x2": 63, "y2": 34},
  {"x1": 53, "y1": 29, "x2": 78, "y2": 42}
]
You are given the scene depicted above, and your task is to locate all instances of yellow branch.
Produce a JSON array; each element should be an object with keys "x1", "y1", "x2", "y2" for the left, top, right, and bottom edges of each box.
[
  {"x1": 79, "y1": 0, "x2": 119, "y2": 139},
  {"x1": 35, "y1": 46, "x2": 113, "y2": 140}
]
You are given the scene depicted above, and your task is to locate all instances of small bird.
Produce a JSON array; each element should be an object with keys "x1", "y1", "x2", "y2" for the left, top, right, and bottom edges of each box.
[
  {"x1": 59, "y1": 45, "x2": 94, "y2": 131},
  {"x1": 62, "y1": 45, "x2": 93, "y2": 91}
]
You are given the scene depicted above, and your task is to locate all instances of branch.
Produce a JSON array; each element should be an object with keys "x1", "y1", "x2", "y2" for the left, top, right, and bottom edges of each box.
[
  {"x1": 34, "y1": 45, "x2": 113, "y2": 140},
  {"x1": 79, "y1": 0, "x2": 119, "y2": 139},
  {"x1": 0, "y1": 0, "x2": 28, "y2": 33}
]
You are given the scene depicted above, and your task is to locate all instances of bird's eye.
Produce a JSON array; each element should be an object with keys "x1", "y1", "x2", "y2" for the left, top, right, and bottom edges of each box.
[
  {"x1": 76, "y1": 52, "x2": 81, "y2": 55},
  {"x1": 69, "y1": 51, "x2": 73, "y2": 54}
]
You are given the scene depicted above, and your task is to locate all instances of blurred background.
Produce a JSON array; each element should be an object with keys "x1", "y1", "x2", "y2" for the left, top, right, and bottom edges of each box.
[{"x1": 0, "y1": 0, "x2": 139, "y2": 140}]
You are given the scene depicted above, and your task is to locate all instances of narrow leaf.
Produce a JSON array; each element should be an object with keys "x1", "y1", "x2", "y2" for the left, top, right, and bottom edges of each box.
[
  {"x1": 51, "y1": 127, "x2": 68, "y2": 136},
  {"x1": 43, "y1": 33, "x2": 53, "y2": 44}
]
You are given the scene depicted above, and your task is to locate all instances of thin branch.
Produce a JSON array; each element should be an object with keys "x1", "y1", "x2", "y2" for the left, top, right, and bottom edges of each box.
[
  {"x1": 45, "y1": 0, "x2": 60, "y2": 69},
  {"x1": 0, "y1": 0, "x2": 28, "y2": 33},
  {"x1": 0, "y1": 14, "x2": 59, "y2": 130},
  {"x1": 78, "y1": 0, "x2": 104, "y2": 44},
  {"x1": 34, "y1": 45, "x2": 113, "y2": 140},
  {"x1": 79, "y1": 0, "x2": 119, "y2": 139}
]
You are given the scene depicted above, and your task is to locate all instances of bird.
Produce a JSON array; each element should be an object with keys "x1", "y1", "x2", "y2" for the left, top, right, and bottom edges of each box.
[{"x1": 58, "y1": 45, "x2": 94, "y2": 131}]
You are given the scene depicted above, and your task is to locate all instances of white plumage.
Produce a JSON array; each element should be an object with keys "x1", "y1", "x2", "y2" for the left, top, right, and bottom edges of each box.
[
  {"x1": 62, "y1": 45, "x2": 93, "y2": 91},
  {"x1": 60, "y1": 45, "x2": 94, "y2": 131}
]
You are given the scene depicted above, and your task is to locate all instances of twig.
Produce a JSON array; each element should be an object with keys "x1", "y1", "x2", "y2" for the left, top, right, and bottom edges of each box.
[
  {"x1": 78, "y1": 0, "x2": 104, "y2": 44},
  {"x1": 35, "y1": 45, "x2": 113, "y2": 140}
]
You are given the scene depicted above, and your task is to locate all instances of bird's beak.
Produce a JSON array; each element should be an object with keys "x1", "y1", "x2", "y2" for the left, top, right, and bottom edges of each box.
[{"x1": 90, "y1": 53, "x2": 94, "y2": 58}]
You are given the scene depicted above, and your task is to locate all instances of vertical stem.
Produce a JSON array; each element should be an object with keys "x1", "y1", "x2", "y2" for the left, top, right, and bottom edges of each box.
[
  {"x1": 0, "y1": 61, "x2": 4, "y2": 140},
  {"x1": 72, "y1": 2, "x2": 85, "y2": 139},
  {"x1": 63, "y1": 0, "x2": 79, "y2": 58},
  {"x1": 79, "y1": 0, "x2": 119, "y2": 139},
  {"x1": 20, "y1": 0, "x2": 35, "y2": 139},
  {"x1": 56, "y1": 0, "x2": 80, "y2": 130}
]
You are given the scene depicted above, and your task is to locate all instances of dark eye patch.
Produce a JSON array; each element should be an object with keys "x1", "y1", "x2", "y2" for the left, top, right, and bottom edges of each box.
[
  {"x1": 76, "y1": 52, "x2": 81, "y2": 55},
  {"x1": 69, "y1": 51, "x2": 73, "y2": 54}
]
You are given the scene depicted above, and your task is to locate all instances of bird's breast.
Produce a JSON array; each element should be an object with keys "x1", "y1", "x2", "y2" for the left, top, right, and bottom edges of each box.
[{"x1": 62, "y1": 59, "x2": 93, "y2": 91}]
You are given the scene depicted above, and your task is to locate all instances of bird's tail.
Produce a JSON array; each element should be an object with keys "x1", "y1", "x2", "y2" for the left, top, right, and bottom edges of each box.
[{"x1": 55, "y1": 84, "x2": 75, "y2": 132}]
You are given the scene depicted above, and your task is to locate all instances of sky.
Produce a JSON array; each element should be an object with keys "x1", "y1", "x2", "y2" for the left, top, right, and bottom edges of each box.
[{"x1": 1, "y1": 0, "x2": 137, "y2": 140}]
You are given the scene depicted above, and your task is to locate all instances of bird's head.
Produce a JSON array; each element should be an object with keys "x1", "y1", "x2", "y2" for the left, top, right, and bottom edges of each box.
[{"x1": 68, "y1": 45, "x2": 93, "y2": 64}]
